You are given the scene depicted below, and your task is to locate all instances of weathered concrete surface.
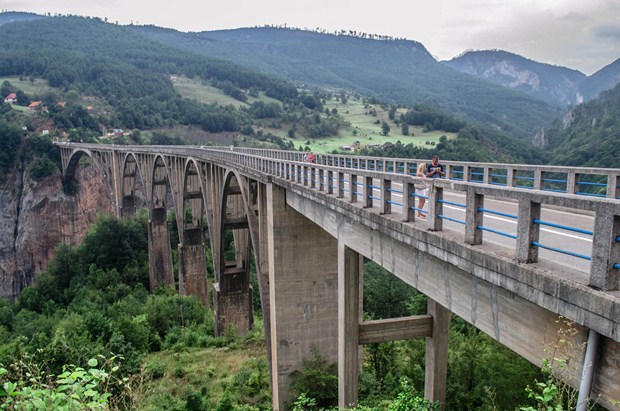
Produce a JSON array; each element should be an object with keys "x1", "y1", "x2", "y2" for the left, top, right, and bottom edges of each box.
[
  {"x1": 267, "y1": 184, "x2": 338, "y2": 410},
  {"x1": 283, "y1": 181, "x2": 620, "y2": 409}
]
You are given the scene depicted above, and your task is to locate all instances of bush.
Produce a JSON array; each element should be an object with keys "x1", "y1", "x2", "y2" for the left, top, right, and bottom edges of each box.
[
  {"x1": 0, "y1": 355, "x2": 129, "y2": 410},
  {"x1": 288, "y1": 346, "x2": 338, "y2": 410}
]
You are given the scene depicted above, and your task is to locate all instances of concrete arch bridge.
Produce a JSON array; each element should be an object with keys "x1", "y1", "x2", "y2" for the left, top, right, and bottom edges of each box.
[{"x1": 56, "y1": 142, "x2": 620, "y2": 410}]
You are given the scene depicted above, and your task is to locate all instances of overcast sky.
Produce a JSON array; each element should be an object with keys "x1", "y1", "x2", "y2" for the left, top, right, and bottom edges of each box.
[{"x1": 4, "y1": 0, "x2": 619, "y2": 75}]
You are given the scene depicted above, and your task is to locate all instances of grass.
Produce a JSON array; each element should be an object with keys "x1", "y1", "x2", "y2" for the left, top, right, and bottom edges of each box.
[
  {"x1": 132, "y1": 328, "x2": 270, "y2": 410},
  {"x1": 0, "y1": 76, "x2": 53, "y2": 97},
  {"x1": 172, "y1": 75, "x2": 281, "y2": 108},
  {"x1": 290, "y1": 97, "x2": 456, "y2": 153}
]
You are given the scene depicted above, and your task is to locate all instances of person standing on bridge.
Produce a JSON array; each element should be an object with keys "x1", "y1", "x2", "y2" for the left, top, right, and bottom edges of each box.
[
  {"x1": 415, "y1": 162, "x2": 427, "y2": 218},
  {"x1": 426, "y1": 155, "x2": 445, "y2": 179}
]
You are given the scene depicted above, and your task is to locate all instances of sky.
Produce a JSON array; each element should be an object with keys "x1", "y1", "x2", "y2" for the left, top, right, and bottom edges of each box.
[{"x1": 4, "y1": 0, "x2": 620, "y2": 75}]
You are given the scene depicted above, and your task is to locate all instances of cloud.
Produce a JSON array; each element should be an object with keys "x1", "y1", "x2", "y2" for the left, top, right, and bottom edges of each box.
[{"x1": 594, "y1": 25, "x2": 620, "y2": 40}]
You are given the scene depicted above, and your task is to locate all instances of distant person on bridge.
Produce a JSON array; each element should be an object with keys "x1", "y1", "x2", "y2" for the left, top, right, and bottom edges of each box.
[
  {"x1": 426, "y1": 155, "x2": 445, "y2": 178},
  {"x1": 309, "y1": 152, "x2": 315, "y2": 163},
  {"x1": 303, "y1": 152, "x2": 310, "y2": 162},
  {"x1": 415, "y1": 162, "x2": 427, "y2": 219}
]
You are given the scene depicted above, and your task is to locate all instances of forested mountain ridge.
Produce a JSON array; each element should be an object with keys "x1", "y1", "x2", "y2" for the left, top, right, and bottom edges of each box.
[
  {"x1": 538, "y1": 83, "x2": 620, "y2": 168},
  {"x1": 131, "y1": 25, "x2": 561, "y2": 140},
  {"x1": 577, "y1": 57, "x2": 620, "y2": 103},
  {"x1": 442, "y1": 49, "x2": 586, "y2": 107}
]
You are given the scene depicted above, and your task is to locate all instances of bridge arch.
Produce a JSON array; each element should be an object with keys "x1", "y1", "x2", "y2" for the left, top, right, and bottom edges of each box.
[
  {"x1": 119, "y1": 152, "x2": 147, "y2": 219},
  {"x1": 146, "y1": 154, "x2": 176, "y2": 293},
  {"x1": 213, "y1": 168, "x2": 255, "y2": 335},
  {"x1": 177, "y1": 158, "x2": 209, "y2": 304}
]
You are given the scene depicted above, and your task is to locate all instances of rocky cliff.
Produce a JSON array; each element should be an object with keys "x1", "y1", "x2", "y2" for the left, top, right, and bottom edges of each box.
[
  {"x1": 0, "y1": 164, "x2": 112, "y2": 301},
  {"x1": 442, "y1": 49, "x2": 586, "y2": 107}
]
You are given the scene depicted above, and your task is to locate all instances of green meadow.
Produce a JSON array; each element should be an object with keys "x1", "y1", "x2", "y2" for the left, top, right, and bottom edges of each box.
[
  {"x1": 172, "y1": 75, "x2": 281, "y2": 108},
  {"x1": 292, "y1": 97, "x2": 455, "y2": 153}
]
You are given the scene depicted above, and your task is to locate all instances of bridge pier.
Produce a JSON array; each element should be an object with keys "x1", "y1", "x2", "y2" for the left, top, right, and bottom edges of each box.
[
  {"x1": 338, "y1": 243, "x2": 362, "y2": 409},
  {"x1": 147, "y1": 207, "x2": 175, "y2": 291},
  {"x1": 179, "y1": 227, "x2": 209, "y2": 304},
  {"x1": 425, "y1": 298, "x2": 449, "y2": 410},
  {"x1": 267, "y1": 184, "x2": 339, "y2": 410}
]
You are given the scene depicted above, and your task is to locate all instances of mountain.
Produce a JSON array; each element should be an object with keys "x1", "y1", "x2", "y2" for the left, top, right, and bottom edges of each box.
[
  {"x1": 131, "y1": 25, "x2": 561, "y2": 139},
  {"x1": 442, "y1": 50, "x2": 586, "y2": 107},
  {"x1": 577, "y1": 57, "x2": 620, "y2": 103},
  {"x1": 0, "y1": 11, "x2": 41, "y2": 26},
  {"x1": 536, "y1": 83, "x2": 620, "y2": 168}
]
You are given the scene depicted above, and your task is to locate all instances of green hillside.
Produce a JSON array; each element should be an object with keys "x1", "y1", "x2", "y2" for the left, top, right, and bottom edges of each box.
[
  {"x1": 132, "y1": 25, "x2": 561, "y2": 140},
  {"x1": 543, "y1": 83, "x2": 620, "y2": 168}
]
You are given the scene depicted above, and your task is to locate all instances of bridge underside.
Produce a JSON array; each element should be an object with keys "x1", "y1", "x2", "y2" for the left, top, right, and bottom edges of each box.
[{"x1": 280, "y1": 180, "x2": 620, "y2": 410}]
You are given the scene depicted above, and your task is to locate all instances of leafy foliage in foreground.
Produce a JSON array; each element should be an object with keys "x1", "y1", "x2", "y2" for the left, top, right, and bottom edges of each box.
[{"x1": 0, "y1": 356, "x2": 127, "y2": 410}]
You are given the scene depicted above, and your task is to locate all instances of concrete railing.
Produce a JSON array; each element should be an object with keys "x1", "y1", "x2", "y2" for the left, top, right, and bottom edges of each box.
[
  {"x1": 225, "y1": 147, "x2": 620, "y2": 199},
  {"x1": 197, "y1": 146, "x2": 620, "y2": 292}
]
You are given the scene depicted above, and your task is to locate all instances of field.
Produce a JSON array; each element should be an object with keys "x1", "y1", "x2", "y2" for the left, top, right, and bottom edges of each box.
[
  {"x1": 289, "y1": 97, "x2": 456, "y2": 153},
  {"x1": 172, "y1": 76, "x2": 281, "y2": 108},
  {"x1": 0, "y1": 76, "x2": 53, "y2": 96}
]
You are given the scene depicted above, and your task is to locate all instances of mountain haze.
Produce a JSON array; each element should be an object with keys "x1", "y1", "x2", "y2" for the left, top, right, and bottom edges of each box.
[{"x1": 577, "y1": 57, "x2": 620, "y2": 103}]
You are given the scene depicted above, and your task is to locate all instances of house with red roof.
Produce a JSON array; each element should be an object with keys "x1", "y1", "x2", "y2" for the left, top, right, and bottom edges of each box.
[
  {"x1": 4, "y1": 93, "x2": 17, "y2": 104},
  {"x1": 28, "y1": 101, "x2": 42, "y2": 111}
]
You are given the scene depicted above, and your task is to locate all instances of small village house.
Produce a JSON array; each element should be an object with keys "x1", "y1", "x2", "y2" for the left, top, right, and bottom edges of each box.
[{"x1": 3, "y1": 93, "x2": 17, "y2": 104}]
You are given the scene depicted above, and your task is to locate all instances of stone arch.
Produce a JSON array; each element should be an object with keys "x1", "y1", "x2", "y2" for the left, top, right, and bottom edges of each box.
[{"x1": 213, "y1": 168, "x2": 255, "y2": 335}]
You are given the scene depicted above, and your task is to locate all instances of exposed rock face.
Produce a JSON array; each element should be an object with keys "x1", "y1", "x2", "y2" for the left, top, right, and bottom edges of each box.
[
  {"x1": 443, "y1": 50, "x2": 586, "y2": 107},
  {"x1": 533, "y1": 127, "x2": 548, "y2": 149},
  {"x1": 0, "y1": 164, "x2": 112, "y2": 301}
]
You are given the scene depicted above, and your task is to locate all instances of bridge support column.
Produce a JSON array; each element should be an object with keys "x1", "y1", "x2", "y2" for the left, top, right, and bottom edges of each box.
[
  {"x1": 425, "y1": 298, "x2": 449, "y2": 410},
  {"x1": 267, "y1": 184, "x2": 338, "y2": 410},
  {"x1": 147, "y1": 207, "x2": 175, "y2": 291},
  {"x1": 338, "y1": 243, "x2": 362, "y2": 409},
  {"x1": 179, "y1": 227, "x2": 209, "y2": 305}
]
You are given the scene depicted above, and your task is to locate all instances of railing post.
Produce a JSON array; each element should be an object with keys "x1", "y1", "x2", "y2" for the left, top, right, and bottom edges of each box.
[
  {"x1": 403, "y1": 181, "x2": 415, "y2": 222},
  {"x1": 444, "y1": 164, "x2": 452, "y2": 180},
  {"x1": 534, "y1": 169, "x2": 543, "y2": 190},
  {"x1": 589, "y1": 206, "x2": 620, "y2": 291},
  {"x1": 338, "y1": 172, "x2": 345, "y2": 199},
  {"x1": 350, "y1": 174, "x2": 358, "y2": 203},
  {"x1": 567, "y1": 171, "x2": 579, "y2": 194},
  {"x1": 506, "y1": 168, "x2": 515, "y2": 187},
  {"x1": 364, "y1": 176, "x2": 373, "y2": 208},
  {"x1": 483, "y1": 167, "x2": 492, "y2": 184},
  {"x1": 465, "y1": 187, "x2": 484, "y2": 245},
  {"x1": 318, "y1": 169, "x2": 325, "y2": 191},
  {"x1": 606, "y1": 174, "x2": 619, "y2": 199},
  {"x1": 516, "y1": 199, "x2": 541, "y2": 263},
  {"x1": 310, "y1": 166, "x2": 316, "y2": 189},
  {"x1": 382, "y1": 178, "x2": 391, "y2": 215},
  {"x1": 327, "y1": 170, "x2": 334, "y2": 195},
  {"x1": 462, "y1": 165, "x2": 470, "y2": 182},
  {"x1": 429, "y1": 184, "x2": 443, "y2": 231}
]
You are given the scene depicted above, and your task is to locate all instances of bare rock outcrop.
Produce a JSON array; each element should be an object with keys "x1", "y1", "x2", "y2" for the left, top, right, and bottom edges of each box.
[{"x1": 0, "y1": 165, "x2": 112, "y2": 301}]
